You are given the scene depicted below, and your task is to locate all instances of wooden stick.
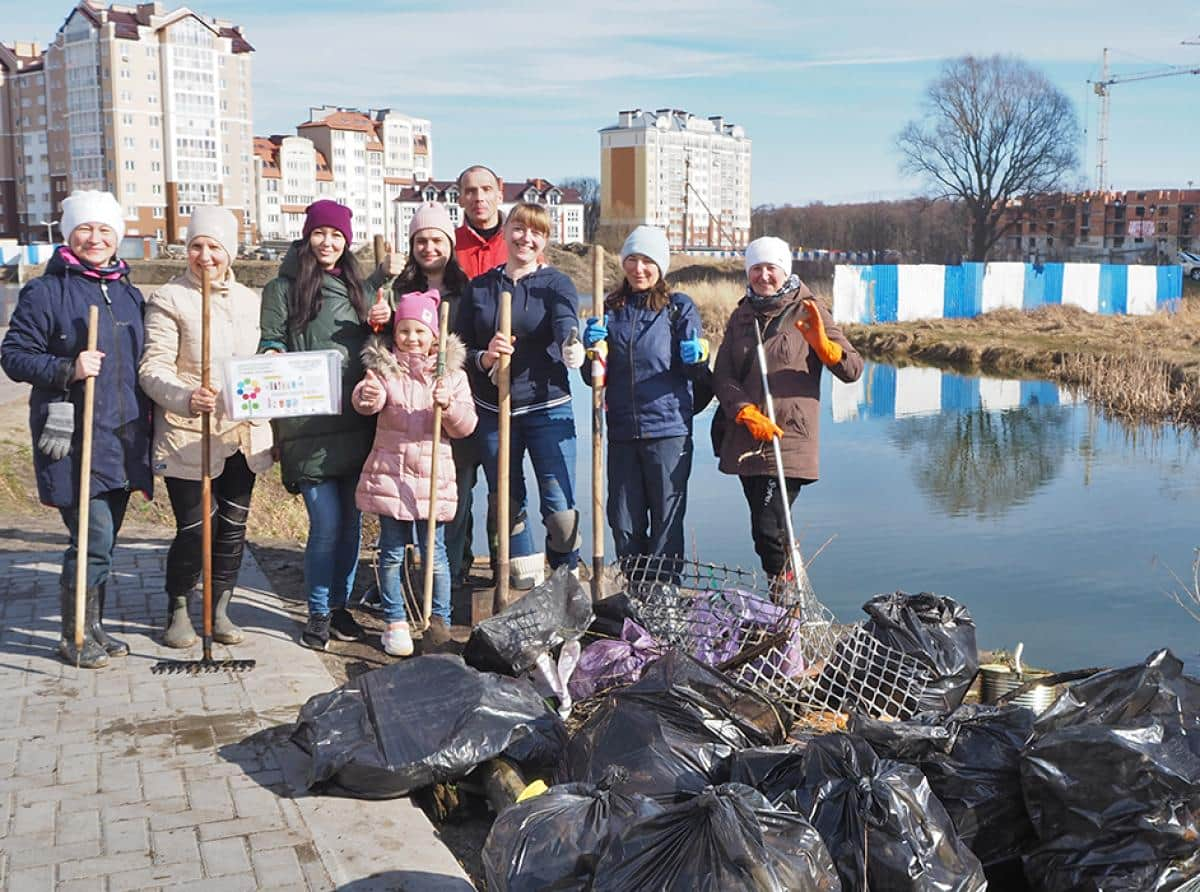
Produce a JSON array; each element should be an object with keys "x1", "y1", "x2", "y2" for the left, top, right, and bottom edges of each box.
[
  {"x1": 590, "y1": 246, "x2": 605, "y2": 601},
  {"x1": 372, "y1": 234, "x2": 386, "y2": 267},
  {"x1": 422, "y1": 300, "x2": 450, "y2": 631},
  {"x1": 200, "y1": 267, "x2": 214, "y2": 663},
  {"x1": 494, "y1": 290, "x2": 512, "y2": 614},
  {"x1": 74, "y1": 305, "x2": 99, "y2": 659}
]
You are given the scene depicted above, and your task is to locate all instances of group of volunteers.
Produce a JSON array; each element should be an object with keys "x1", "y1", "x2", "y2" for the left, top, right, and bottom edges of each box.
[{"x1": 1, "y1": 165, "x2": 862, "y2": 669}]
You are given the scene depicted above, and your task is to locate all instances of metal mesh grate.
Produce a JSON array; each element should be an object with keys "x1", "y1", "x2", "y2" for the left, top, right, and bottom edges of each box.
[{"x1": 608, "y1": 554, "x2": 929, "y2": 728}]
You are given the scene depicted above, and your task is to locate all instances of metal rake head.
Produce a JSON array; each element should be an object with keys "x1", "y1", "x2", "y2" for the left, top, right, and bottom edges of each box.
[{"x1": 150, "y1": 653, "x2": 257, "y2": 675}]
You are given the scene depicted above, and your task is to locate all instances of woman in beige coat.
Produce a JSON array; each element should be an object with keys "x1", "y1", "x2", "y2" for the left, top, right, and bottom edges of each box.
[{"x1": 139, "y1": 206, "x2": 273, "y2": 648}]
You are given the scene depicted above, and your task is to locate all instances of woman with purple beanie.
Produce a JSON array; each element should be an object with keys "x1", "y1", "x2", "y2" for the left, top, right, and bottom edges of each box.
[{"x1": 259, "y1": 200, "x2": 397, "y2": 650}]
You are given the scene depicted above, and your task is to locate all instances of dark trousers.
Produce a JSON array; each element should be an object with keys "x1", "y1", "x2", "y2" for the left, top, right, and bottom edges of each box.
[
  {"x1": 164, "y1": 452, "x2": 256, "y2": 597},
  {"x1": 608, "y1": 435, "x2": 693, "y2": 562},
  {"x1": 446, "y1": 432, "x2": 492, "y2": 581},
  {"x1": 739, "y1": 474, "x2": 807, "y2": 577},
  {"x1": 58, "y1": 488, "x2": 131, "y2": 589}
]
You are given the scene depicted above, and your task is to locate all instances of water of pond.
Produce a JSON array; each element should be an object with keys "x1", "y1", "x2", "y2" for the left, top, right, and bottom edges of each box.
[{"x1": 487, "y1": 360, "x2": 1200, "y2": 672}]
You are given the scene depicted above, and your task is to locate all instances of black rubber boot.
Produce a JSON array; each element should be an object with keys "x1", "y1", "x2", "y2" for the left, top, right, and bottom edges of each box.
[
  {"x1": 212, "y1": 590, "x2": 244, "y2": 645},
  {"x1": 90, "y1": 582, "x2": 128, "y2": 657},
  {"x1": 58, "y1": 586, "x2": 109, "y2": 669},
  {"x1": 164, "y1": 592, "x2": 197, "y2": 649}
]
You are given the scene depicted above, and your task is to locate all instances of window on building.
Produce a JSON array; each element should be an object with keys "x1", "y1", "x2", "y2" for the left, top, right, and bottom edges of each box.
[{"x1": 123, "y1": 160, "x2": 135, "y2": 171}]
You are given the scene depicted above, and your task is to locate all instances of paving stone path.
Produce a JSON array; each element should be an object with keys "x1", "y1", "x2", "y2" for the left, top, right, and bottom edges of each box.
[{"x1": 0, "y1": 532, "x2": 473, "y2": 891}]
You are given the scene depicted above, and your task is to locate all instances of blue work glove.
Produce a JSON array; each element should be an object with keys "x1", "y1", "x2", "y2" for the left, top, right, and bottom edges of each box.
[
  {"x1": 583, "y1": 314, "x2": 608, "y2": 348},
  {"x1": 680, "y1": 328, "x2": 710, "y2": 365}
]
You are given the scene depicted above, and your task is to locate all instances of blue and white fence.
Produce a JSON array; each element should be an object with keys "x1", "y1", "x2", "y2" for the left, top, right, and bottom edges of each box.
[
  {"x1": 833, "y1": 262, "x2": 1184, "y2": 324},
  {"x1": 831, "y1": 365, "x2": 1079, "y2": 423},
  {"x1": 0, "y1": 244, "x2": 56, "y2": 267}
]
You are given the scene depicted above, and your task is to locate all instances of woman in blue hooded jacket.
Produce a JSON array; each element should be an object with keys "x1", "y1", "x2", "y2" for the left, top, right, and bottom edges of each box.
[
  {"x1": 581, "y1": 226, "x2": 710, "y2": 572},
  {"x1": 0, "y1": 190, "x2": 153, "y2": 669},
  {"x1": 454, "y1": 202, "x2": 584, "y2": 588}
]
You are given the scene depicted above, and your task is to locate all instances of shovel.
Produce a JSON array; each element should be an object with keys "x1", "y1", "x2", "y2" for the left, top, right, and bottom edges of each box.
[
  {"x1": 493, "y1": 290, "x2": 513, "y2": 615},
  {"x1": 418, "y1": 299, "x2": 451, "y2": 631},
  {"x1": 152, "y1": 267, "x2": 255, "y2": 675}
]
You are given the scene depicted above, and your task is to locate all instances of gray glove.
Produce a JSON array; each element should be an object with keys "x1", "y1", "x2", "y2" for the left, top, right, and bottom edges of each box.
[{"x1": 38, "y1": 402, "x2": 74, "y2": 461}]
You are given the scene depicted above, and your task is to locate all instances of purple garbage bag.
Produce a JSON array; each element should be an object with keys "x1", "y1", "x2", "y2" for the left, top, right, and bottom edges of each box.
[
  {"x1": 689, "y1": 589, "x2": 806, "y2": 678},
  {"x1": 569, "y1": 619, "x2": 665, "y2": 700}
]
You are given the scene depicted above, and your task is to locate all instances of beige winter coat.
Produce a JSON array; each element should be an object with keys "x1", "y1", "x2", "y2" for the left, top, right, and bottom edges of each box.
[{"x1": 139, "y1": 270, "x2": 274, "y2": 480}]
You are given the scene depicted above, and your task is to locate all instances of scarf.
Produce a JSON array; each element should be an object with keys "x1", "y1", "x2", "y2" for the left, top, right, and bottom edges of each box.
[
  {"x1": 56, "y1": 246, "x2": 129, "y2": 282},
  {"x1": 745, "y1": 273, "x2": 801, "y2": 311}
]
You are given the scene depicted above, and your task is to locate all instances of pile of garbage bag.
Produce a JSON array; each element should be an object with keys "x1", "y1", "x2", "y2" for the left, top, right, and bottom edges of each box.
[
  {"x1": 277, "y1": 562, "x2": 1200, "y2": 892},
  {"x1": 1019, "y1": 648, "x2": 1200, "y2": 891}
]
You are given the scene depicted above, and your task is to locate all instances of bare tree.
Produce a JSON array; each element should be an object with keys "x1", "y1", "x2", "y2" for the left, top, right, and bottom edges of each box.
[
  {"x1": 897, "y1": 55, "x2": 1080, "y2": 261},
  {"x1": 559, "y1": 176, "x2": 600, "y2": 242}
]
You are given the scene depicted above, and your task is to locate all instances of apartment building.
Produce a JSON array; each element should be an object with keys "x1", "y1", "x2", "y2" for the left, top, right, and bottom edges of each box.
[
  {"x1": 598, "y1": 108, "x2": 751, "y2": 251},
  {"x1": 253, "y1": 106, "x2": 432, "y2": 247},
  {"x1": 0, "y1": 2, "x2": 255, "y2": 247},
  {"x1": 996, "y1": 188, "x2": 1200, "y2": 262},
  {"x1": 391, "y1": 178, "x2": 584, "y2": 251}
]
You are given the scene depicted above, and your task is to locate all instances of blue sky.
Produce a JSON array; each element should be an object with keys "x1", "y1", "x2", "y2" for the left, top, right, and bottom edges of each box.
[{"x1": 6, "y1": 0, "x2": 1199, "y2": 204}]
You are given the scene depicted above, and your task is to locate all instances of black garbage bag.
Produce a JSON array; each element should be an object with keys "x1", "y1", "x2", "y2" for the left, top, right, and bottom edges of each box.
[
  {"x1": 852, "y1": 704, "x2": 1036, "y2": 869},
  {"x1": 862, "y1": 591, "x2": 979, "y2": 712},
  {"x1": 286, "y1": 654, "x2": 566, "y2": 798},
  {"x1": 481, "y1": 771, "x2": 663, "y2": 892},
  {"x1": 464, "y1": 565, "x2": 594, "y2": 676},
  {"x1": 797, "y1": 733, "x2": 987, "y2": 892},
  {"x1": 586, "y1": 592, "x2": 644, "y2": 643},
  {"x1": 592, "y1": 783, "x2": 842, "y2": 892},
  {"x1": 729, "y1": 744, "x2": 810, "y2": 807},
  {"x1": 558, "y1": 650, "x2": 784, "y2": 803},
  {"x1": 1020, "y1": 649, "x2": 1200, "y2": 891}
]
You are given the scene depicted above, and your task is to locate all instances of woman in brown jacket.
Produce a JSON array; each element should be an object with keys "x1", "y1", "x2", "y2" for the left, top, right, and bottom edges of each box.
[{"x1": 712, "y1": 236, "x2": 863, "y2": 578}]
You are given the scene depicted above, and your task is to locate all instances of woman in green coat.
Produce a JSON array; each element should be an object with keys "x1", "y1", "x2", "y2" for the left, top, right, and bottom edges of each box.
[{"x1": 259, "y1": 200, "x2": 396, "y2": 650}]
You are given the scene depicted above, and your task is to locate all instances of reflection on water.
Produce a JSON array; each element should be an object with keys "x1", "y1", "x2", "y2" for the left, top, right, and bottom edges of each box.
[{"x1": 528, "y1": 361, "x2": 1200, "y2": 672}]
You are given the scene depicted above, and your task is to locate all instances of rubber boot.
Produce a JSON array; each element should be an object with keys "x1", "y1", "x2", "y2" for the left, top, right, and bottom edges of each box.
[
  {"x1": 58, "y1": 586, "x2": 109, "y2": 669},
  {"x1": 163, "y1": 592, "x2": 197, "y2": 649},
  {"x1": 510, "y1": 553, "x2": 546, "y2": 591},
  {"x1": 212, "y1": 590, "x2": 244, "y2": 645},
  {"x1": 90, "y1": 582, "x2": 128, "y2": 657},
  {"x1": 424, "y1": 616, "x2": 453, "y2": 647}
]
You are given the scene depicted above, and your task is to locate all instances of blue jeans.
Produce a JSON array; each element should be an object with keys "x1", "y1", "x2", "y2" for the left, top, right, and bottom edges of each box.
[
  {"x1": 608, "y1": 435, "x2": 693, "y2": 561},
  {"x1": 378, "y1": 516, "x2": 450, "y2": 623},
  {"x1": 58, "y1": 488, "x2": 131, "y2": 589},
  {"x1": 299, "y1": 475, "x2": 362, "y2": 617},
  {"x1": 478, "y1": 402, "x2": 579, "y2": 569}
]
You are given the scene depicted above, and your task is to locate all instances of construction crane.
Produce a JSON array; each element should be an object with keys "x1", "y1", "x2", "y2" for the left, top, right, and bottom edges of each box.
[{"x1": 1089, "y1": 47, "x2": 1200, "y2": 191}]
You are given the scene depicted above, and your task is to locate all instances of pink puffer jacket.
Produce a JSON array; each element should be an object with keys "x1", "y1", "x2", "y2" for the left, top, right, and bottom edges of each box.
[{"x1": 352, "y1": 334, "x2": 477, "y2": 521}]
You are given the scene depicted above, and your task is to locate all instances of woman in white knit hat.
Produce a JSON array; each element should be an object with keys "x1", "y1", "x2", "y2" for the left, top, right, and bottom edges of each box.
[
  {"x1": 580, "y1": 225, "x2": 711, "y2": 577},
  {"x1": 139, "y1": 206, "x2": 274, "y2": 649},
  {"x1": 711, "y1": 236, "x2": 862, "y2": 581},
  {"x1": 0, "y1": 190, "x2": 154, "y2": 668}
]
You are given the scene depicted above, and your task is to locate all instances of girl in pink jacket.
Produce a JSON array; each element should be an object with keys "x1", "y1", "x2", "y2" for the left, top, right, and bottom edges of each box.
[{"x1": 352, "y1": 290, "x2": 477, "y2": 656}]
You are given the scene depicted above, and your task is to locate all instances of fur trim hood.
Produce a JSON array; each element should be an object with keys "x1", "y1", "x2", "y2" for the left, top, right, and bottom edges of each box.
[{"x1": 360, "y1": 332, "x2": 466, "y2": 380}]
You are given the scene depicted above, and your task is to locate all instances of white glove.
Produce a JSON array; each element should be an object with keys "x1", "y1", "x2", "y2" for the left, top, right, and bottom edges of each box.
[
  {"x1": 38, "y1": 402, "x2": 74, "y2": 461},
  {"x1": 561, "y1": 328, "x2": 585, "y2": 370}
]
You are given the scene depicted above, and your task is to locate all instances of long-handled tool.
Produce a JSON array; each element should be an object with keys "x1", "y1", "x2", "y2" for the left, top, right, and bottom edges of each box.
[
  {"x1": 752, "y1": 316, "x2": 815, "y2": 607},
  {"x1": 590, "y1": 246, "x2": 606, "y2": 601},
  {"x1": 73, "y1": 305, "x2": 99, "y2": 667},
  {"x1": 152, "y1": 268, "x2": 255, "y2": 675},
  {"x1": 493, "y1": 290, "x2": 513, "y2": 614},
  {"x1": 420, "y1": 299, "x2": 451, "y2": 631}
]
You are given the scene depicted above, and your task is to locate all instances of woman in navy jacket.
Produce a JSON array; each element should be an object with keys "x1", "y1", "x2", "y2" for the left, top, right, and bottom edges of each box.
[
  {"x1": 0, "y1": 190, "x2": 153, "y2": 668},
  {"x1": 581, "y1": 226, "x2": 710, "y2": 571},
  {"x1": 454, "y1": 202, "x2": 584, "y2": 588}
]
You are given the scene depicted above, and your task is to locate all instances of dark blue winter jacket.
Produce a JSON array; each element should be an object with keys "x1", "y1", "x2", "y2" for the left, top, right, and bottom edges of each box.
[
  {"x1": 0, "y1": 251, "x2": 153, "y2": 507},
  {"x1": 582, "y1": 290, "x2": 706, "y2": 442},
  {"x1": 456, "y1": 264, "x2": 579, "y2": 415}
]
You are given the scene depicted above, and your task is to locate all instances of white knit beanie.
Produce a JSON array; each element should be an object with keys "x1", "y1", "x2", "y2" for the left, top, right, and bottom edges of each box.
[
  {"x1": 620, "y1": 225, "x2": 671, "y2": 276},
  {"x1": 744, "y1": 236, "x2": 792, "y2": 276},
  {"x1": 186, "y1": 205, "x2": 239, "y2": 257},
  {"x1": 60, "y1": 190, "x2": 125, "y2": 244},
  {"x1": 408, "y1": 201, "x2": 456, "y2": 247}
]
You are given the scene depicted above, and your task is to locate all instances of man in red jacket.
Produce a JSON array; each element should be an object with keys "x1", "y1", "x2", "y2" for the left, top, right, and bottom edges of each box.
[
  {"x1": 451, "y1": 164, "x2": 506, "y2": 587},
  {"x1": 455, "y1": 165, "x2": 507, "y2": 278}
]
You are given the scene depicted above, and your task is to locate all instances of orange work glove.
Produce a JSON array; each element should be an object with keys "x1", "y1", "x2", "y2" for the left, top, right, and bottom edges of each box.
[
  {"x1": 795, "y1": 298, "x2": 843, "y2": 366},
  {"x1": 736, "y1": 404, "x2": 784, "y2": 442}
]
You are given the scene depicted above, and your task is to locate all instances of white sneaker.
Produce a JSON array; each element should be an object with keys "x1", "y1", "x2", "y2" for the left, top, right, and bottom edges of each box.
[{"x1": 381, "y1": 622, "x2": 413, "y2": 657}]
